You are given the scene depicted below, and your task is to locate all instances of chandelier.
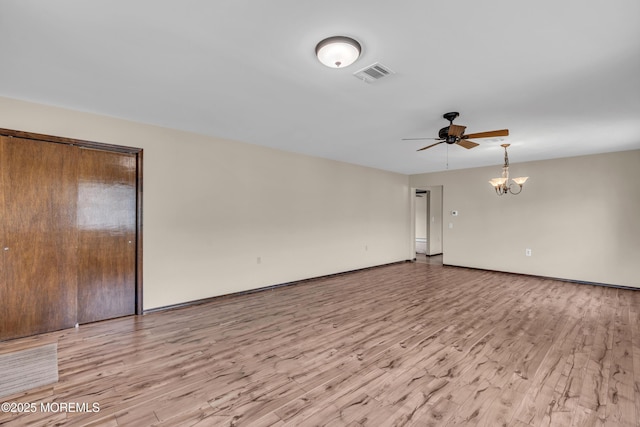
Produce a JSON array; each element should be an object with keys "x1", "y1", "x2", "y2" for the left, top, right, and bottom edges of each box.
[{"x1": 488, "y1": 144, "x2": 528, "y2": 195}]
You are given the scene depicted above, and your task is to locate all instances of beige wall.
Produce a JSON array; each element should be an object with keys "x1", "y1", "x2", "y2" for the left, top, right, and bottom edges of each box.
[
  {"x1": 3, "y1": 94, "x2": 636, "y2": 303},
  {"x1": 410, "y1": 150, "x2": 640, "y2": 288},
  {"x1": 0, "y1": 97, "x2": 412, "y2": 309}
]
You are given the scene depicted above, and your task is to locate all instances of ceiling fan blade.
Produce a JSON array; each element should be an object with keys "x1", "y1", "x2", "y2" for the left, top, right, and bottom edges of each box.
[
  {"x1": 448, "y1": 124, "x2": 467, "y2": 138},
  {"x1": 417, "y1": 141, "x2": 445, "y2": 151},
  {"x1": 456, "y1": 139, "x2": 480, "y2": 149},
  {"x1": 401, "y1": 137, "x2": 439, "y2": 141},
  {"x1": 462, "y1": 129, "x2": 509, "y2": 139}
]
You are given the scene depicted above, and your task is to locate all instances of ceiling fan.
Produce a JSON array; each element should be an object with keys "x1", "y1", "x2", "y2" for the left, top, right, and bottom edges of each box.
[{"x1": 403, "y1": 112, "x2": 509, "y2": 151}]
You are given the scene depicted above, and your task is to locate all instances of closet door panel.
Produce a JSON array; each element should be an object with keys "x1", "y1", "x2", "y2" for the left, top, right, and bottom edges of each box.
[
  {"x1": 76, "y1": 149, "x2": 136, "y2": 324},
  {"x1": 0, "y1": 139, "x2": 7, "y2": 338},
  {"x1": 0, "y1": 136, "x2": 79, "y2": 340}
]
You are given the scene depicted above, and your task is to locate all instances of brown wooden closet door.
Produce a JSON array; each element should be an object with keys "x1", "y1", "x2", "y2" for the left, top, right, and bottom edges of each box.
[
  {"x1": 0, "y1": 139, "x2": 5, "y2": 337},
  {"x1": 76, "y1": 149, "x2": 136, "y2": 324},
  {"x1": 0, "y1": 136, "x2": 79, "y2": 340}
]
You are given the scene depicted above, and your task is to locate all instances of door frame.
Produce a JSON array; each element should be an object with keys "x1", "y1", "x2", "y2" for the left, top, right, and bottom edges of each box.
[
  {"x1": 0, "y1": 128, "x2": 144, "y2": 315},
  {"x1": 410, "y1": 185, "x2": 444, "y2": 259},
  {"x1": 412, "y1": 188, "x2": 430, "y2": 257}
]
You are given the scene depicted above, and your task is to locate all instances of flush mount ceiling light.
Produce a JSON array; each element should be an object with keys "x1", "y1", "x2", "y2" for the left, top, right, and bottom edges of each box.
[{"x1": 315, "y1": 36, "x2": 361, "y2": 68}]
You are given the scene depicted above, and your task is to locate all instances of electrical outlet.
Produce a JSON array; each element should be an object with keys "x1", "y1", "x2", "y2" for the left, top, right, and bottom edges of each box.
[{"x1": 525, "y1": 248, "x2": 532, "y2": 256}]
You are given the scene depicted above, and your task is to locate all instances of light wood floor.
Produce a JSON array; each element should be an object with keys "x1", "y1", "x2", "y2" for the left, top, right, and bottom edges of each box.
[
  {"x1": 1, "y1": 261, "x2": 639, "y2": 426},
  {"x1": 414, "y1": 254, "x2": 443, "y2": 265}
]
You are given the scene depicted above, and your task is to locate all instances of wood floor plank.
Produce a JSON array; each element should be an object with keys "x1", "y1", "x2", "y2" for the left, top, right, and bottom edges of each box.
[
  {"x1": 605, "y1": 298, "x2": 636, "y2": 426},
  {"x1": 0, "y1": 261, "x2": 638, "y2": 426},
  {"x1": 631, "y1": 304, "x2": 640, "y2": 427},
  {"x1": 410, "y1": 396, "x2": 460, "y2": 427},
  {"x1": 511, "y1": 304, "x2": 590, "y2": 425},
  {"x1": 578, "y1": 294, "x2": 608, "y2": 401},
  {"x1": 571, "y1": 405, "x2": 605, "y2": 427}
]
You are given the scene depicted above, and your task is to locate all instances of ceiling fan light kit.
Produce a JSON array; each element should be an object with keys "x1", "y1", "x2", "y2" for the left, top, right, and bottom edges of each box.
[
  {"x1": 315, "y1": 36, "x2": 361, "y2": 68},
  {"x1": 489, "y1": 144, "x2": 528, "y2": 196}
]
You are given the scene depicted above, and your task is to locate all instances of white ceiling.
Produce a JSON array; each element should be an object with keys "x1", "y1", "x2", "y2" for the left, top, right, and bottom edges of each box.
[{"x1": 1, "y1": 0, "x2": 639, "y2": 174}]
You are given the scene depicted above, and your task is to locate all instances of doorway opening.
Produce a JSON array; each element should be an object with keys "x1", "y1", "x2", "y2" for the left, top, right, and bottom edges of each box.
[{"x1": 412, "y1": 186, "x2": 443, "y2": 264}]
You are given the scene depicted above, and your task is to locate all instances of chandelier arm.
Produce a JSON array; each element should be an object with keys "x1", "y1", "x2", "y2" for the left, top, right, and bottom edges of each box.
[{"x1": 508, "y1": 183, "x2": 524, "y2": 195}]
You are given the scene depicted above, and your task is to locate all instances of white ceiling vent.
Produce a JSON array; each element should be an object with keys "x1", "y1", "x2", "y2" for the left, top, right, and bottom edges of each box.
[{"x1": 353, "y1": 62, "x2": 394, "y2": 83}]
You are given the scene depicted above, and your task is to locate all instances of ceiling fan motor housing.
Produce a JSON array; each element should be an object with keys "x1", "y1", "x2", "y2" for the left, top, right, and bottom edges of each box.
[{"x1": 439, "y1": 127, "x2": 459, "y2": 143}]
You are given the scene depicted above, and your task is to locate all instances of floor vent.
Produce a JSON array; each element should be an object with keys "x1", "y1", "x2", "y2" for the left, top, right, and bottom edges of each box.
[{"x1": 353, "y1": 62, "x2": 394, "y2": 83}]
